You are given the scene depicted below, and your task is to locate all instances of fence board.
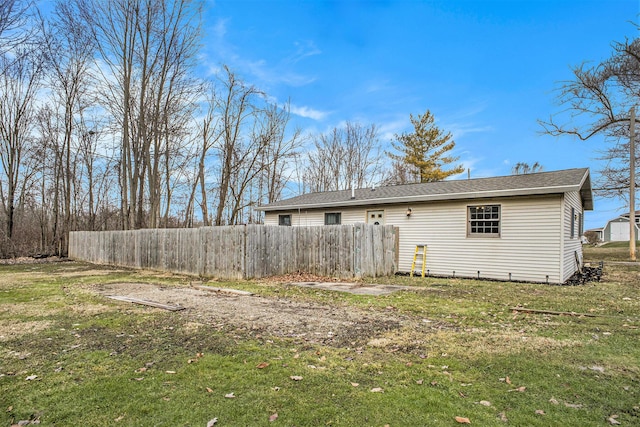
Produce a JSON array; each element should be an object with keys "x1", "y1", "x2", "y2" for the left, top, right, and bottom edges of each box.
[{"x1": 69, "y1": 225, "x2": 397, "y2": 280}]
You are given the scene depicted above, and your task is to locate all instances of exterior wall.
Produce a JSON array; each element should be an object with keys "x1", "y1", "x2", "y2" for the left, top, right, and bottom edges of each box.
[
  {"x1": 265, "y1": 194, "x2": 569, "y2": 283},
  {"x1": 265, "y1": 209, "x2": 366, "y2": 226},
  {"x1": 561, "y1": 191, "x2": 585, "y2": 282}
]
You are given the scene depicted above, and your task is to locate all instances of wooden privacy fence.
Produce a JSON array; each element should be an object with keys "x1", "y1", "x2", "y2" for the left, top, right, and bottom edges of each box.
[{"x1": 69, "y1": 224, "x2": 398, "y2": 279}]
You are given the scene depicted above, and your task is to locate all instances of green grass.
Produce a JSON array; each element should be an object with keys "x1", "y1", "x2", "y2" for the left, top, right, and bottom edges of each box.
[
  {"x1": 597, "y1": 241, "x2": 640, "y2": 248},
  {"x1": 1, "y1": 260, "x2": 639, "y2": 426},
  {"x1": 584, "y1": 241, "x2": 640, "y2": 262}
]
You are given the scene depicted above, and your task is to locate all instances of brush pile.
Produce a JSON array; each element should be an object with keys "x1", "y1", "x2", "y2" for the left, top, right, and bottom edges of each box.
[{"x1": 564, "y1": 261, "x2": 603, "y2": 285}]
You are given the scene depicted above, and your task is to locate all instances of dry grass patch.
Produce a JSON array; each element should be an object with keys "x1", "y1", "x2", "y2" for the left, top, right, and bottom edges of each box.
[
  {"x1": 0, "y1": 320, "x2": 52, "y2": 342},
  {"x1": 0, "y1": 300, "x2": 113, "y2": 318},
  {"x1": 0, "y1": 302, "x2": 61, "y2": 318},
  {"x1": 365, "y1": 325, "x2": 586, "y2": 359},
  {"x1": 52, "y1": 268, "x2": 130, "y2": 277},
  {"x1": 449, "y1": 331, "x2": 585, "y2": 356}
]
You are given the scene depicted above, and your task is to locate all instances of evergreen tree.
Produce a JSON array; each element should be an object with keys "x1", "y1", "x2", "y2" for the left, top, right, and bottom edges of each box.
[{"x1": 387, "y1": 110, "x2": 464, "y2": 183}]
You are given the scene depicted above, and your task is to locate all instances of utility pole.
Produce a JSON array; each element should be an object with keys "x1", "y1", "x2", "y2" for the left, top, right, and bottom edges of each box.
[{"x1": 630, "y1": 106, "x2": 636, "y2": 261}]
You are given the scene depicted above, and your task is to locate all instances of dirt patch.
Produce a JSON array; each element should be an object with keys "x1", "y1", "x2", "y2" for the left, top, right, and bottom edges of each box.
[
  {"x1": 92, "y1": 282, "x2": 414, "y2": 346},
  {"x1": 288, "y1": 281, "x2": 411, "y2": 296}
]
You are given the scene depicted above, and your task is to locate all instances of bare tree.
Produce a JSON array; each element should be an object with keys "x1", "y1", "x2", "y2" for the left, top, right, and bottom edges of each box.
[
  {"x1": 303, "y1": 122, "x2": 383, "y2": 193},
  {"x1": 0, "y1": 0, "x2": 36, "y2": 67},
  {"x1": 78, "y1": 0, "x2": 203, "y2": 230},
  {"x1": 304, "y1": 128, "x2": 342, "y2": 193},
  {"x1": 142, "y1": 0, "x2": 202, "y2": 228},
  {"x1": 512, "y1": 162, "x2": 543, "y2": 175},
  {"x1": 36, "y1": 0, "x2": 96, "y2": 254},
  {"x1": 0, "y1": 45, "x2": 44, "y2": 255},
  {"x1": 211, "y1": 66, "x2": 263, "y2": 225},
  {"x1": 540, "y1": 27, "x2": 640, "y2": 199},
  {"x1": 258, "y1": 101, "x2": 304, "y2": 204},
  {"x1": 381, "y1": 160, "x2": 417, "y2": 186},
  {"x1": 183, "y1": 85, "x2": 218, "y2": 227}
]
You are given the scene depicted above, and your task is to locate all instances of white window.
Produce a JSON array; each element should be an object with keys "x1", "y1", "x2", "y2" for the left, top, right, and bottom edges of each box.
[{"x1": 468, "y1": 205, "x2": 500, "y2": 237}]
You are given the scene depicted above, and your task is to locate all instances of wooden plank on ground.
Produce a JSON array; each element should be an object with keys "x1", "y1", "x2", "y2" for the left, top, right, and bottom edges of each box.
[
  {"x1": 107, "y1": 295, "x2": 185, "y2": 311},
  {"x1": 191, "y1": 285, "x2": 253, "y2": 296},
  {"x1": 510, "y1": 307, "x2": 597, "y2": 317}
]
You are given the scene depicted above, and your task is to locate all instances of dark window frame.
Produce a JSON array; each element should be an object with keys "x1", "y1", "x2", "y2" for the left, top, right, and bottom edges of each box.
[
  {"x1": 467, "y1": 205, "x2": 501, "y2": 238},
  {"x1": 324, "y1": 212, "x2": 342, "y2": 225},
  {"x1": 278, "y1": 214, "x2": 291, "y2": 226},
  {"x1": 578, "y1": 212, "x2": 583, "y2": 237}
]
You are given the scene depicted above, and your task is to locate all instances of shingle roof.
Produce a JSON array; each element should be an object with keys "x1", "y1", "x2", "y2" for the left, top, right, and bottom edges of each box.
[{"x1": 258, "y1": 168, "x2": 593, "y2": 211}]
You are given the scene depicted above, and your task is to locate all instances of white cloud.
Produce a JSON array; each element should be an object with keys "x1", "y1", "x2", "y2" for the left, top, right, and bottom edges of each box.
[
  {"x1": 377, "y1": 117, "x2": 408, "y2": 142},
  {"x1": 212, "y1": 17, "x2": 228, "y2": 39},
  {"x1": 200, "y1": 18, "x2": 319, "y2": 88},
  {"x1": 290, "y1": 104, "x2": 330, "y2": 121},
  {"x1": 288, "y1": 40, "x2": 321, "y2": 64},
  {"x1": 446, "y1": 122, "x2": 494, "y2": 140},
  {"x1": 363, "y1": 79, "x2": 392, "y2": 94}
]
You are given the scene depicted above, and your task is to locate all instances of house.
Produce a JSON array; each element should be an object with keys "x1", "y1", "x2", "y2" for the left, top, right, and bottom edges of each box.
[
  {"x1": 257, "y1": 168, "x2": 593, "y2": 284},
  {"x1": 602, "y1": 210, "x2": 640, "y2": 242},
  {"x1": 583, "y1": 228, "x2": 603, "y2": 243}
]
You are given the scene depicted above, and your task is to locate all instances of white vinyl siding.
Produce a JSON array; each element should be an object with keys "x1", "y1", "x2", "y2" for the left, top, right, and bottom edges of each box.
[
  {"x1": 562, "y1": 191, "x2": 585, "y2": 282},
  {"x1": 266, "y1": 194, "x2": 569, "y2": 283},
  {"x1": 394, "y1": 196, "x2": 563, "y2": 284},
  {"x1": 264, "y1": 208, "x2": 367, "y2": 227}
]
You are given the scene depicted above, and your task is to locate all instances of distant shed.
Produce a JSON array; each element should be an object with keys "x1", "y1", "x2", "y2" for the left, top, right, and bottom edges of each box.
[{"x1": 602, "y1": 211, "x2": 640, "y2": 242}]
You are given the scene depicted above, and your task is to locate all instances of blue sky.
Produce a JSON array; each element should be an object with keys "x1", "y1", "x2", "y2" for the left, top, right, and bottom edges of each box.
[{"x1": 200, "y1": 0, "x2": 639, "y2": 230}]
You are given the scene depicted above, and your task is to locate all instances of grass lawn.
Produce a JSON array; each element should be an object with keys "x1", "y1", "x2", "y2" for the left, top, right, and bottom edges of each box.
[
  {"x1": 1, "y1": 252, "x2": 639, "y2": 426},
  {"x1": 584, "y1": 241, "x2": 640, "y2": 262}
]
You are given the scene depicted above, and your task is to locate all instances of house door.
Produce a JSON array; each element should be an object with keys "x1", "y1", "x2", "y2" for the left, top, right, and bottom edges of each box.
[{"x1": 367, "y1": 210, "x2": 384, "y2": 225}]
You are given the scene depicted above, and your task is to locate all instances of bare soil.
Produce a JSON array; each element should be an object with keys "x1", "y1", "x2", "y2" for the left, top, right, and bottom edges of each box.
[{"x1": 91, "y1": 282, "x2": 433, "y2": 347}]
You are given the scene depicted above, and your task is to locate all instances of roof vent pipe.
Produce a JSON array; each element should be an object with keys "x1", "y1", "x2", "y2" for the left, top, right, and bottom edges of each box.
[{"x1": 351, "y1": 187, "x2": 355, "y2": 199}]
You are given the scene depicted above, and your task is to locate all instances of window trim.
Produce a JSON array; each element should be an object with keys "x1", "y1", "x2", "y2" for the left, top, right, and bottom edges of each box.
[
  {"x1": 324, "y1": 212, "x2": 342, "y2": 225},
  {"x1": 278, "y1": 214, "x2": 291, "y2": 226},
  {"x1": 467, "y1": 204, "x2": 501, "y2": 238},
  {"x1": 578, "y1": 212, "x2": 583, "y2": 237}
]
